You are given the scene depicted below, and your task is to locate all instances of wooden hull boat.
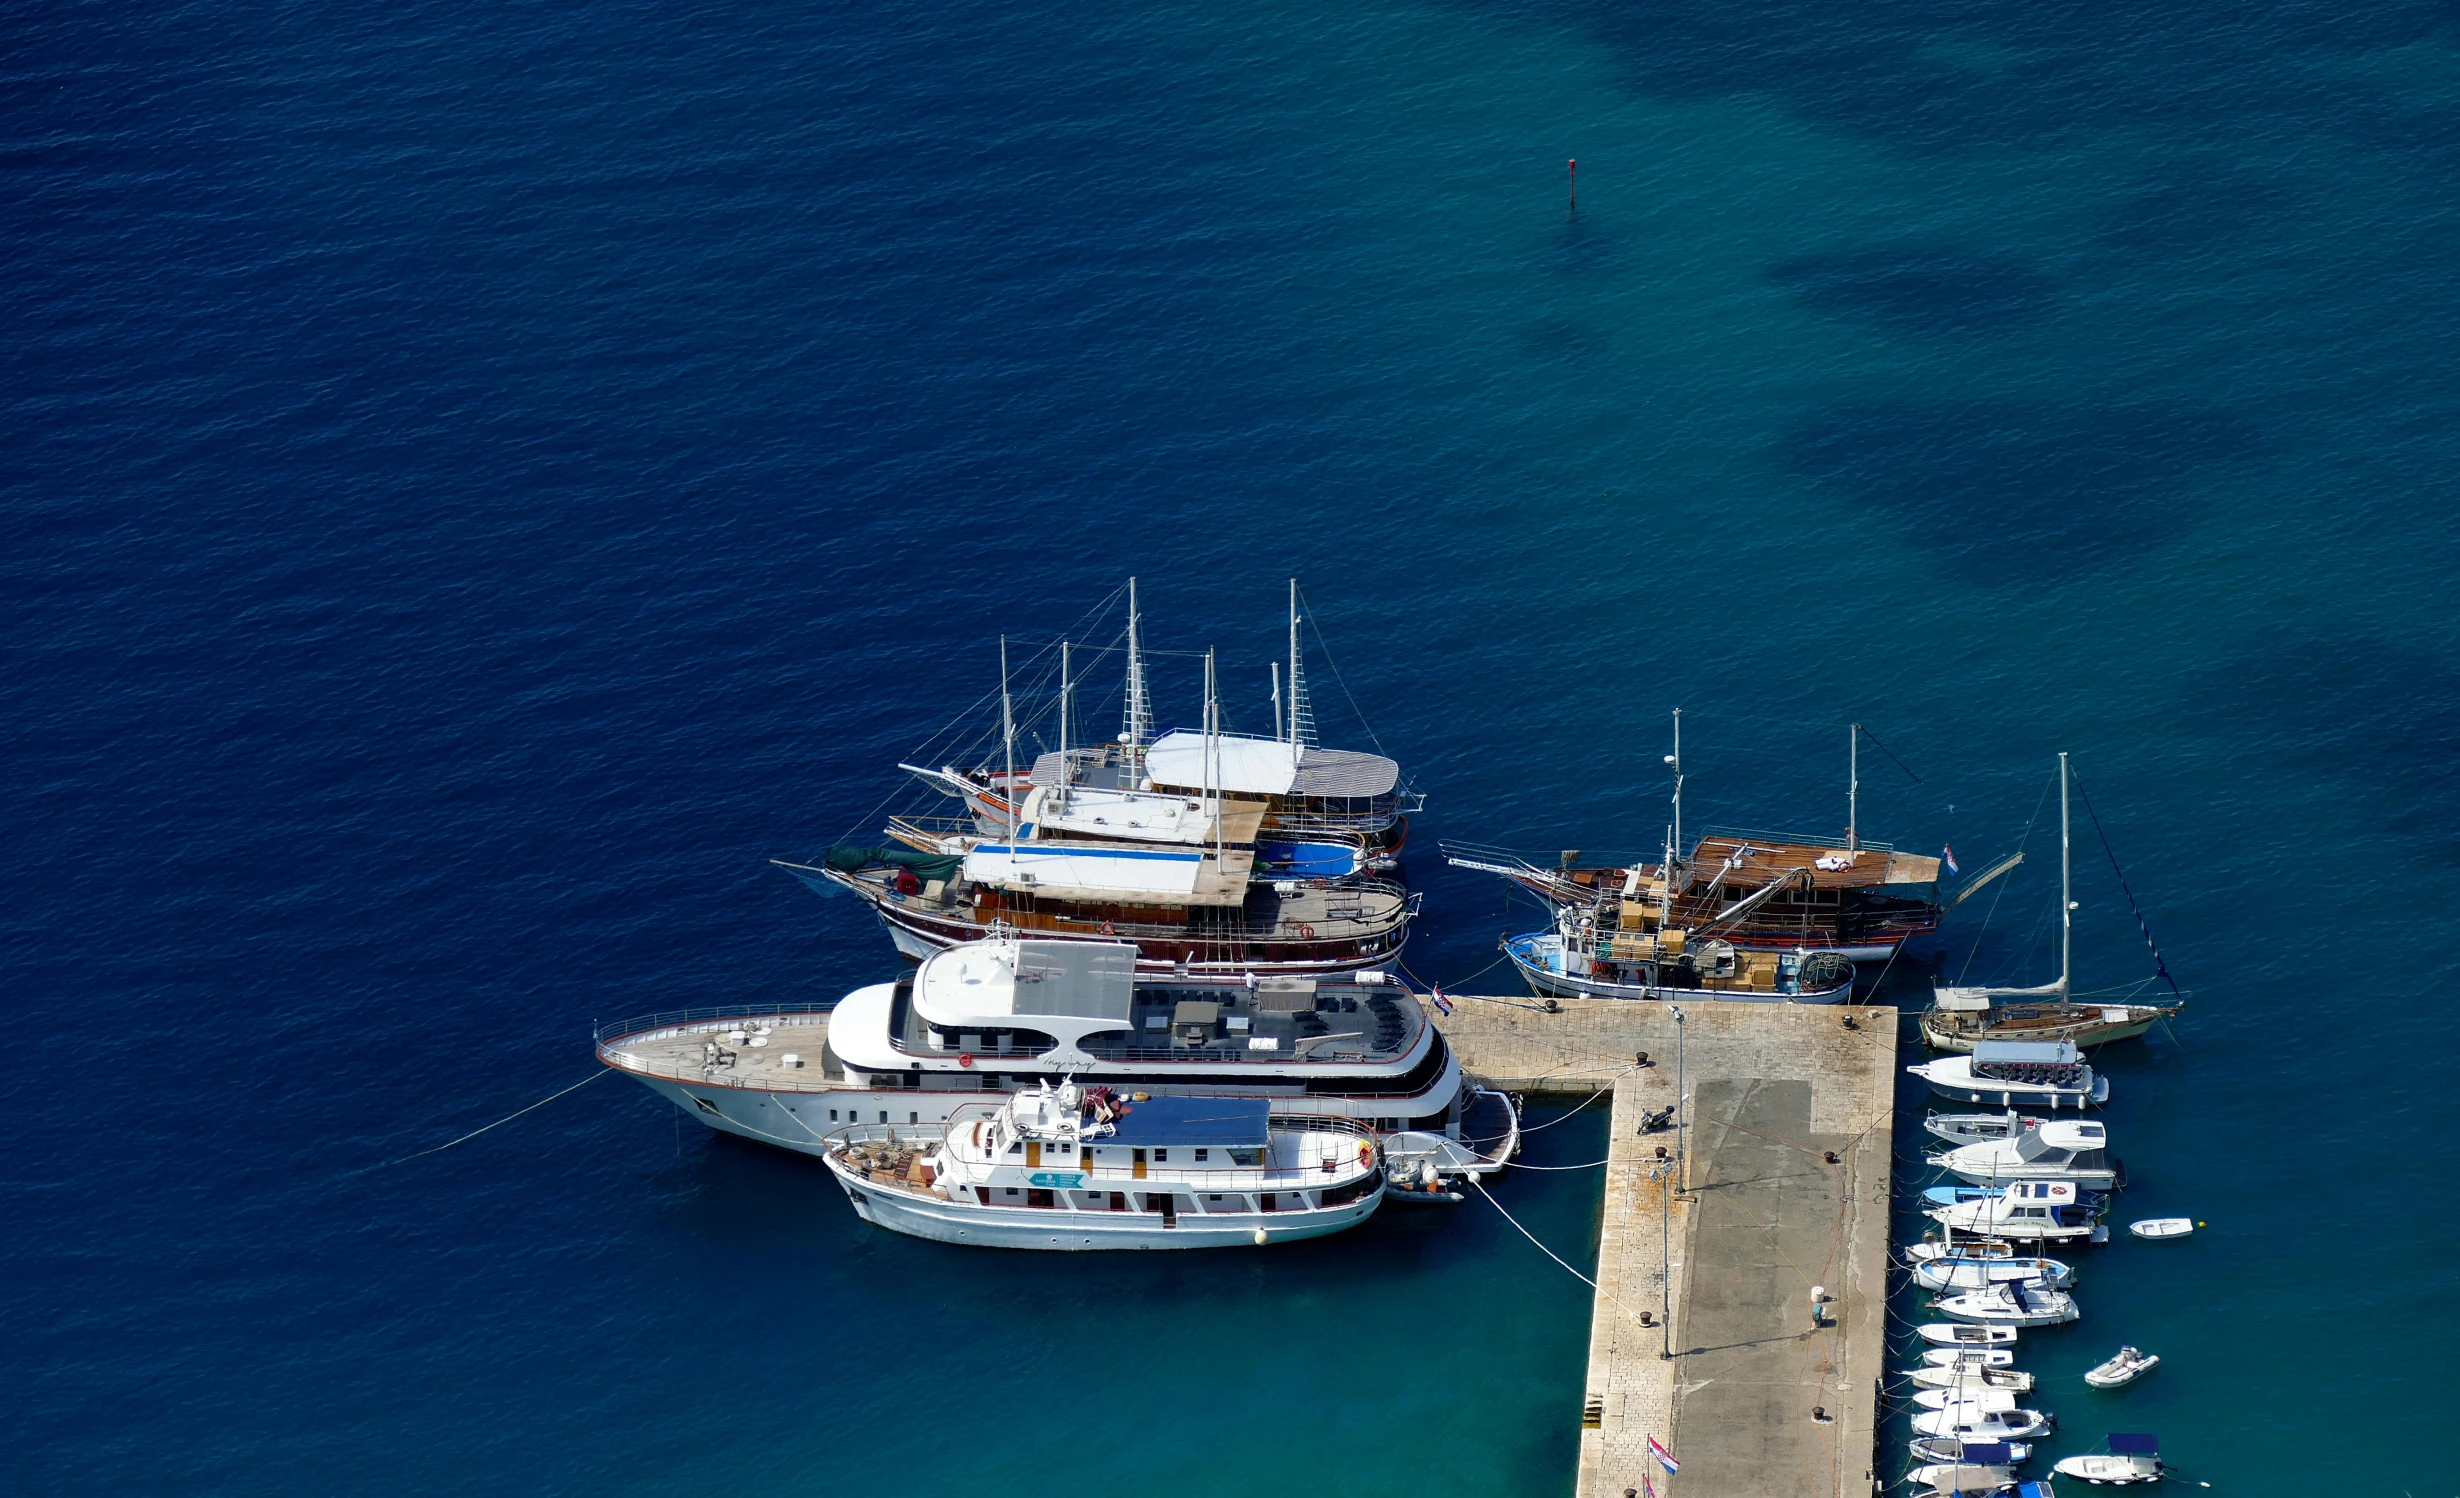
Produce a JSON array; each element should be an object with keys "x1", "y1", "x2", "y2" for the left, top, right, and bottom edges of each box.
[
  {"x1": 1921, "y1": 997, "x2": 2175, "y2": 1053},
  {"x1": 1913, "y1": 1256, "x2": 2073, "y2": 1293},
  {"x1": 1504, "y1": 924, "x2": 1856, "y2": 1004},
  {"x1": 2084, "y1": 1346, "x2": 2159, "y2": 1388}
]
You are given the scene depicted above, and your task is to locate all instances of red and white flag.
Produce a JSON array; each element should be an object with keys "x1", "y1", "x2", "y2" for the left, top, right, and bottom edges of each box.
[{"x1": 1648, "y1": 1436, "x2": 1680, "y2": 1475}]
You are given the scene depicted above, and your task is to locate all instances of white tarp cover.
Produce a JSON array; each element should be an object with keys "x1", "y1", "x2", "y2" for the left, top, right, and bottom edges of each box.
[
  {"x1": 962, "y1": 842, "x2": 1204, "y2": 897},
  {"x1": 1143, "y1": 731, "x2": 1301, "y2": 796}
]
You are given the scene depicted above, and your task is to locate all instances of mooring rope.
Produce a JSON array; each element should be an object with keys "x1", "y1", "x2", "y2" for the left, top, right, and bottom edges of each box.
[
  {"x1": 1465, "y1": 1176, "x2": 1657, "y2": 1330},
  {"x1": 353, "y1": 1070, "x2": 609, "y2": 1173}
]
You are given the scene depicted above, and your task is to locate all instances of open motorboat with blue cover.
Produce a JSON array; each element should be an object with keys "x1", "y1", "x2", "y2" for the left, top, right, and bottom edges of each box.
[
  {"x1": 822, "y1": 1079, "x2": 1384, "y2": 1250},
  {"x1": 2055, "y1": 1433, "x2": 2164, "y2": 1485},
  {"x1": 1930, "y1": 1119, "x2": 2119, "y2": 1190},
  {"x1": 597, "y1": 935, "x2": 1517, "y2": 1184},
  {"x1": 1909, "y1": 1040, "x2": 2109, "y2": 1110},
  {"x1": 1930, "y1": 1180, "x2": 2106, "y2": 1244},
  {"x1": 1935, "y1": 1281, "x2": 2080, "y2": 1327},
  {"x1": 1908, "y1": 1436, "x2": 2032, "y2": 1468}
]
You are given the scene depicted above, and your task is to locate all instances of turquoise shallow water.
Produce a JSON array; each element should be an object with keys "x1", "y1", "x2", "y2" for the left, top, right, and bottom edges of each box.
[{"x1": 9, "y1": 0, "x2": 2460, "y2": 1491}]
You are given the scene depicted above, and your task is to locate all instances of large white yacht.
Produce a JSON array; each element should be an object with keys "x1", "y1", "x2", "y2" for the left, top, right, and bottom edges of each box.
[
  {"x1": 822, "y1": 1079, "x2": 1385, "y2": 1250},
  {"x1": 597, "y1": 934, "x2": 1518, "y2": 1184}
]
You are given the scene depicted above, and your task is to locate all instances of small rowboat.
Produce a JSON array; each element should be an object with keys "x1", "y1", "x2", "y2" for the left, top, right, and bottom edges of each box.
[
  {"x1": 1918, "y1": 1321, "x2": 2020, "y2": 1348},
  {"x1": 2128, "y1": 1217, "x2": 2195, "y2": 1240},
  {"x1": 2084, "y1": 1346, "x2": 2159, "y2": 1389},
  {"x1": 1920, "y1": 1346, "x2": 2016, "y2": 1370}
]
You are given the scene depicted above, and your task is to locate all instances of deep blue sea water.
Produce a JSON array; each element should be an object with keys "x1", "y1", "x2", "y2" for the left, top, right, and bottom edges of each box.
[{"x1": 10, "y1": 0, "x2": 2460, "y2": 1491}]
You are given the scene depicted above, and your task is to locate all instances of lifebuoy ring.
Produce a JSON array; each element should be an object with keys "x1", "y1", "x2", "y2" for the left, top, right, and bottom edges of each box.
[
  {"x1": 1358, "y1": 1141, "x2": 1375, "y2": 1166},
  {"x1": 1296, "y1": 922, "x2": 1317, "y2": 940},
  {"x1": 958, "y1": 1052, "x2": 973, "y2": 1068},
  {"x1": 1100, "y1": 921, "x2": 1115, "y2": 936}
]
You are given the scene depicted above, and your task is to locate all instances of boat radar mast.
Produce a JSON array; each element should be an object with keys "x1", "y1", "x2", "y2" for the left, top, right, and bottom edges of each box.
[
  {"x1": 1286, "y1": 579, "x2": 1316, "y2": 751},
  {"x1": 1120, "y1": 577, "x2": 1151, "y2": 766}
]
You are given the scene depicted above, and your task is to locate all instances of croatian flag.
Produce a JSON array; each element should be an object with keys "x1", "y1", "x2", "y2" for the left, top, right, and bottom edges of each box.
[
  {"x1": 1429, "y1": 987, "x2": 1454, "y2": 1016},
  {"x1": 1942, "y1": 844, "x2": 1960, "y2": 877},
  {"x1": 1648, "y1": 1436, "x2": 1680, "y2": 1475},
  {"x1": 1643, "y1": 1476, "x2": 1656, "y2": 1498}
]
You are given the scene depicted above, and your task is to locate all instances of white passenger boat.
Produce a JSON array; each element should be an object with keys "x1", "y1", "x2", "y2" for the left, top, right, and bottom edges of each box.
[
  {"x1": 2128, "y1": 1217, "x2": 2195, "y2": 1240},
  {"x1": 597, "y1": 934, "x2": 1517, "y2": 1182},
  {"x1": 1935, "y1": 1281, "x2": 2080, "y2": 1327},
  {"x1": 1909, "y1": 1392, "x2": 2053, "y2": 1441},
  {"x1": 1908, "y1": 1040, "x2": 2109, "y2": 1109},
  {"x1": 2084, "y1": 1346, "x2": 2159, "y2": 1389},
  {"x1": 1930, "y1": 1119, "x2": 2120, "y2": 1190},
  {"x1": 1919, "y1": 1346, "x2": 2017, "y2": 1370},
  {"x1": 1909, "y1": 1361, "x2": 2034, "y2": 1393},
  {"x1": 1918, "y1": 1322, "x2": 2020, "y2": 1349},
  {"x1": 1913, "y1": 1255, "x2": 2074, "y2": 1293},
  {"x1": 2055, "y1": 1433, "x2": 2164, "y2": 1484},
  {"x1": 1908, "y1": 1436, "x2": 2032, "y2": 1468},
  {"x1": 1923, "y1": 1111, "x2": 2044, "y2": 1146},
  {"x1": 821, "y1": 1080, "x2": 1384, "y2": 1250},
  {"x1": 1930, "y1": 1180, "x2": 2106, "y2": 1243}
]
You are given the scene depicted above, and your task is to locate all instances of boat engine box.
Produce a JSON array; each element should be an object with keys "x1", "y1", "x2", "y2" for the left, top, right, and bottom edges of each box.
[{"x1": 1254, "y1": 977, "x2": 1318, "y2": 1013}]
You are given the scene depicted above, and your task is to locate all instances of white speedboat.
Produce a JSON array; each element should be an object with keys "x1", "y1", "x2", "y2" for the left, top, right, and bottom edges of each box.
[
  {"x1": 2128, "y1": 1217, "x2": 2195, "y2": 1240},
  {"x1": 1913, "y1": 1255, "x2": 2074, "y2": 1293},
  {"x1": 1910, "y1": 1392, "x2": 2053, "y2": 1441},
  {"x1": 1936, "y1": 1281, "x2": 2079, "y2": 1327},
  {"x1": 1910, "y1": 1362, "x2": 2034, "y2": 1393},
  {"x1": 1924, "y1": 1111, "x2": 2043, "y2": 1146},
  {"x1": 1905, "y1": 1461, "x2": 2018, "y2": 1494},
  {"x1": 1930, "y1": 1119, "x2": 2119, "y2": 1190},
  {"x1": 1908, "y1": 1436, "x2": 2032, "y2": 1468},
  {"x1": 2055, "y1": 1434, "x2": 2163, "y2": 1485},
  {"x1": 1930, "y1": 1180, "x2": 2105, "y2": 1243},
  {"x1": 1904, "y1": 1235, "x2": 2021, "y2": 1264},
  {"x1": 1920, "y1": 1346, "x2": 2017, "y2": 1370},
  {"x1": 1918, "y1": 1322, "x2": 2020, "y2": 1349},
  {"x1": 1914, "y1": 1385, "x2": 2042, "y2": 1411},
  {"x1": 1908, "y1": 1040, "x2": 2109, "y2": 1110},
  {"x1": 820, "y1": 1079, "x2": 1384, "y2": 1250},
  {"x1": 2084, "y1": 1346, "x2": 2159, "y2": 1389}
]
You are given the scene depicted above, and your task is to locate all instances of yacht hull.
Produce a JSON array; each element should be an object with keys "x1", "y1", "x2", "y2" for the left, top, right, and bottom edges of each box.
[
  {"x1": 829, "y1": 1172, "x2": 1380, "y2": 1250},
  {"x1": 1507, "y1": 941, "x2": 1857, "y2": 1004}
]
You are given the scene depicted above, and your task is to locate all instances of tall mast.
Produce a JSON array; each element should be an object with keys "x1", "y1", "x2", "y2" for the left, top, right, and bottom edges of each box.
[
  {"x1": 1000, "y1": 636, "x2": 1017, "y2": 850},
  {"x1": 1122, "y1": 577, "x2": 1150, "y2": 766},
  {"x1": 1272, "y1": 662, "x2": 1282, "y2": 743},
  {"x1": 1666, "y1": 709, "x2": 1685, "y2": 876},
  {"x1": 1848, "y1": 723, "x2": 1860, "y2": 853},
  {"x1": 1056, "y1": 640, "x2": 1070, "y2": 810},
  {"x1": 2059, "y1": 751, "x2": 2072, "y2": 1000},
  {"x1": 1286, "y1": 579, "x2": 1315, "y2": 751},
  {"x1": 1205, "y1": 648, "x2": 1221, "y2": 865}
]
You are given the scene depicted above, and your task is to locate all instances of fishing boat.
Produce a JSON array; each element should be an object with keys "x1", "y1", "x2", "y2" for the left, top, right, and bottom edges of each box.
[
  {"x1": 2083, "y1": 1347, "x2": 2159, "y2": 1389},
  {"x1": 1930, "y1": 1120, "x2": 2120, "y2": 1190},
  {"x1": 1922, "y1": 756, "x2": 2182, "y2": 1055},
  {"x1": 820, "y1": 1080, "x2": 1385, "y2": 1250},
  {"x1": 1913, "y1": 1256, "x2": 2074, "y2": 1293},
  {"x1": 1910, "y1": 1392, "x2": 2054, "y2": 1441},
  {"x1": 1910, "y1": 1361, "x2": 2035, "y2": 1393},
  {"x1": 2128, "y1": 1217, "x2": 2194, "y2": 1240},
  {"x1": 597, "y1": 934, "x2": 1519, "y2": 1183},
  {"x1": 1905, "y1": 1461, "x2": 2020, "y2": 1495},
  {"x1": 1908, "y1": 1437, "x2": 2032, "y2": 1468},
  {"x1": 1935, "y1": 1282, "x2": 2080, "y2": 1327},
  {"x1": 1908, "y1": 1040, "x2": 2110, "y2": 1110},
  {"x1": 1918, "y1": 1322, "x2": 2021, "y2": 1349},
  {"x1": 1920, "y1": 1346, "x2": 2018, "y2": 1370},
  {"x1": 1498, "y1": 903, "x2": 1858, "y2": 1003},
  {"x1": 1929, "y1": 1181, "x2": 2106, "y2": 1244},
  {"x1": 2053, "y1": 1434, "x2": 2164, "y2": 1485},
  {"x1": 1924, "y1": 1112, "x2": 2044, "y2": 1146},
  {"x1": 1447, "y1": 720, "x2": 1962, "y2": 962}
]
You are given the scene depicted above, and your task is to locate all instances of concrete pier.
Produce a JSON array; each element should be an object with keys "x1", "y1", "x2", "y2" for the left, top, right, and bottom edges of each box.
[{"x1": 1431, "y1": 995, "x2": 1897, "y2": 1498}]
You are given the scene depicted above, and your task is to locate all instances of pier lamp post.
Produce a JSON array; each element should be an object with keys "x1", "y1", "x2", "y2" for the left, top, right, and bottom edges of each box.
[
  {"x1": 1667, "y1": 1005, "x2": 1687, "y2": 1195},
  {"x1": 1653, "y1": 1146, "x2": 1674, "y2": 1360}
]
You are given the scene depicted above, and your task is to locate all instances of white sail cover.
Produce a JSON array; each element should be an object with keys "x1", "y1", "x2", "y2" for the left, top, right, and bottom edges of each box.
[
  {"x1": 964, "y1": 843, "x2": 1205, "y2": 896},
  {"x1": 1144, "y1": 730, "x2": 1400, "y2": 798}
]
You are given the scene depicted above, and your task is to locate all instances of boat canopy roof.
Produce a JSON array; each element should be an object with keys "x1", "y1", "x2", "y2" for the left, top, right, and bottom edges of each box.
[
  {"x1": 2107, "y1": 1434, "x2": 2159, "y2": 1455},
  {"x1": 1971, "y1": 1039, "x2": 2080, "y2": 1065},
  {"x1": 2028, "y1": 1120, "x2": 2105, "y2": 1151},
  {"x1": 1103, "y1": 1094, "x2": 1271, "y2": 1148},
  {"x1": 960, "y1": 841, "x2": 1254, "y2": 905},
  {"x1": 1955, "y1": 1443, "x2": 2014, "y2": 1464},
  {"x1": 1018, "y1": 784, "x2": 1268, "y2": 846},
  {"x1": 914, "y1": 939, "x2": 1136, "y2": 1029},
  {"x1": 1996, "y1": 1180, "x2": 2078, "y2": 1202},
  {"x1": 1691, "y1": 831, "x2": 1941, "y2": 889},
  {"x1": 1141, "y1": 730, "x2": 1401, "y2": 799}
]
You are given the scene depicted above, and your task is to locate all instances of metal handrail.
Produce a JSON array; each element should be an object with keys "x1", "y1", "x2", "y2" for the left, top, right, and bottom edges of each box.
[
  {"x1": 1700, "y1": 824, "x2": 1897, "y2": 856},
  {"x1": 594, "y1": 1004, "x2": 834, "y2": 1047}
]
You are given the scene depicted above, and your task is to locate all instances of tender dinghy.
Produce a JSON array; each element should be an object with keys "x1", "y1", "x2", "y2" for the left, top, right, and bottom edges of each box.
[
  {"x1": 2083, "y1": 1346, "x2": 2159, "y2": 1389},
  {"x1": 1909, "y1": 1393, "x2": 2054, "y2": 1441},
  {"x1": 1920, "y1": 1346, "x2": 2017, "y2": 1370},
  {"x1": 1918, "y1": 1322, "x2": 2020, "y2": 1349},
  {"x1": 1908, "y1": 1437, "x2": 2031, "y2": 1468},
  {"x1": 1914, "y1": 1256, "x2": 2074, "y2": 1293},
  {"x1": 2054, "y1": 1433, "x2": 2163, "y2": 1485},
  {"x1": 1925, "y1": 1111, "x2": 2042, "y2": 1146},
  {"x1": 1936, "y1": 1282, "x2": 2080, "y2": 1327},
  {"x1": 1910, "y1": 1362, "x2": 2034, "y2": 1392},
  {"x1": 2128, "y1": 1217, "x2": 2194, "y2": 1240}
]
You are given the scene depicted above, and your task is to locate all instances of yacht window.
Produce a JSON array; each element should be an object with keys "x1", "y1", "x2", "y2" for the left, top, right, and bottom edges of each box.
[
  {"x1": 1154, "y1": 1149, "x2": 1168, "y2": 1163},
  {"x1": 1194, "y1": 1149, "x2": 1209, "y2": 1162},
  {"x1": 828, "y1": 1109, "x2": 838, "y2": 1122},
  {"x1": 2013, "y1": 1130, "x2": 2059, "y2": 1162}
]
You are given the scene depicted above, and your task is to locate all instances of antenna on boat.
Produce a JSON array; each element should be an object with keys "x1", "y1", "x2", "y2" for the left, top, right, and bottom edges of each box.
[
  {"x1": 1056, "y1": 640, "x2": 1070, "y2": 811},
  {"x1": 1205, "y1": 647, "x2": 1222, "y2": 867},
  {"x1": 1287, "y1": 579, "x2": 1316, "y2": 752},
  {"x1": 1272, "y1": 661, "x2": 1282, "y2": 743},
  {"x1": 1848, "y1": 723, "x2": 1860, "y2": 853},
  {"x1": 1001, "y1": 636, "x2": 1017, "y2": 851},
  {"x1": 1122, "y1": 578, "x2": 1150, "y2": 770},
  {"x1": 2059, "y1": 751, "x2": 2072, "y2": 1002}
]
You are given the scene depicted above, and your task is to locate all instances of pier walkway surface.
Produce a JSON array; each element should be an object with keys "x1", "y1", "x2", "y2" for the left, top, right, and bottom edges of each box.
[{"x1": 1429, "y1": 996, "x2": 1897, "y2": 1498}]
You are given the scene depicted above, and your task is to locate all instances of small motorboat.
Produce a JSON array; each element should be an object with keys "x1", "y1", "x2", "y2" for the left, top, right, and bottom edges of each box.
[
  {"x1": 1908, "y1": 1436, "x2": 2031, "y2": 1468},
  {"x1": 2083, "y1": 1346, "x2": 2159, "y2": 1389},
  {"x1": 1924, "y1": 1110, "x2": 2041, "y2": 1146},
  {"x1": 1930, "y1": 1119, "x2": 2120, "y2": 1190},
  {"x1": 1914, "y1": 1385, "x2": 2042, "y2": 1411},
  {"x1": 1910, "y1": 1361, "x2": 2035, "y2": 1392},
  {"x1": 1931, "y1": 1180, "x2": 2106, "y2": 1243},
  {"x1": 1910, "y1": 1392, "x2": 2054, "y2": 1441},
  {"x1": 1904, "y1": 1235, "x2": 2022, "y2": 1265},
  {"x1": 1915, "y1": 1256, "x2": 2074, "y2": 1293},
  {"x1": 1936, "y1": 1282, "x2": 2080, "y2": 1327},
  {"x1": 1920, "y1": 1346, "x2": 2017, "y2": 1370},
  {"x1": 1906, "y1": 1461, "x2": 2017, "y2": 1494},
  {"x1": 1919, "y1": 1322, "x2": 2020, "y2": 1349},
  {"x1": 2128, "y1": 1217, "x2": 2195, "y2": 1240},
  {"x1": 1908, "y1": 1040, "x2": 2110, "y2": 1110},
  {"x1": 2054, "y1": 1433, "x2": 2164, "y2": 1484}
]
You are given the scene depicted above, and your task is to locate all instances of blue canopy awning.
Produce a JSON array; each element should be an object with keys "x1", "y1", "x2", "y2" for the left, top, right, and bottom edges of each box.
[{"x1": 2108, "y1": 1433, "x2": 2160, "y2": 1455}]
